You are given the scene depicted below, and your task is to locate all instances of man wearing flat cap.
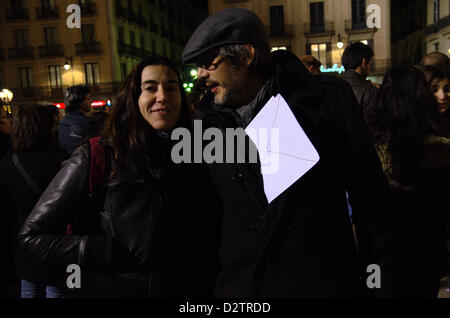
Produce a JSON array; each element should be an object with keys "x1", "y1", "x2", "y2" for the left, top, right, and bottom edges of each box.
[{"x1": 182, "y1": 8, "x2": 402, "y2": 298}]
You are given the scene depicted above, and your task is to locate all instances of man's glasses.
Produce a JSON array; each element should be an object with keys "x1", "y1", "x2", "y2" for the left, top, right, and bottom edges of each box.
[{"x1": 196, "y1": 51, "x2": 224, "y2": 70}]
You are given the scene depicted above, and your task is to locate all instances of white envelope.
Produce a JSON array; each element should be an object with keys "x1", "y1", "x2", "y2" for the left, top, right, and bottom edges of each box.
[{"x1": 245, "y1": 94, "x2": 320, "y2": 203}]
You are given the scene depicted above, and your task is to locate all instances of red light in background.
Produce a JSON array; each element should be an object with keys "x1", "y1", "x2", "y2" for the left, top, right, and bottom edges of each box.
[
  {"x1": 91, "y1": 100, "x2": 106, "y2": 107},
  {"x1": 54, "y1": 103, "x2": 65, "y2": 109}
]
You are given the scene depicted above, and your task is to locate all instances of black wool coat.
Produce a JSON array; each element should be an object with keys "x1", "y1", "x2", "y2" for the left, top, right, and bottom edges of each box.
[{"x1": 196, "y1": 50, "x2": 400, "y2": 298}]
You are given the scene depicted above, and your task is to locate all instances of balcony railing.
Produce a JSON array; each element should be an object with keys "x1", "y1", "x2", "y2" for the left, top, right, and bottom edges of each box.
[
  {"x1": 80, "y1": 2, "x2": 97, "y2": 16},
  {"x1": 118, "y1": 43, "x2": 133, "y2": 57},
  {"x1": 21, "y1": 87, "x2": 41, "y2": 98},
  {"x1": 265, "y1": 24, "x2": 294, "y2": 38},
  {"x1": 129, "y1": 12, "x2": 147, "y2": 28},
  {"x1": 344, "y1": 19, "x2": 377, "y2": 34},
  {"x1": 6, "y1": 8, "x2": 29, "y2": 21},
  {"x1": 38, "y1": 45, "x2": 64, "y2": 57},
  {"x1": 425, "y1": 15, "x2": 450, "y2": 35},
  {"x1": 8, "y1": 47, "x2": 35, "y2": 59},
  {"x1": 370, "y1": 59, "x2": 391, "y2": 76},
  {"x1": 36, "y1": 6, "x2": 59, "y2": 19},
  {"x1": 75, "y1": 42, "x2": 102, "y2": 55},
  {"x1": 304, "y1": 21, "x2": 335, "y2": 36}
]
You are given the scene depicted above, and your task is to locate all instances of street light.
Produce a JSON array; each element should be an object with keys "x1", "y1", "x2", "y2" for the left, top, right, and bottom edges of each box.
[
  {"x1": 64, "y1": 57, "x2": 72, "y2": 70},
  {"x1": 0, "y1": 89, "x2": 13, "y2": 104},
  {"x1": 64, "y1": 57, "x2": 75, "y2": 85},
  {"x1": 337, "y1": 34, "x2": 344, "y2": 49}
]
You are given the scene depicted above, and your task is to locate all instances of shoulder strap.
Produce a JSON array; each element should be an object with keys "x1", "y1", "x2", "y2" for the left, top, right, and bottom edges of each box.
[
  {"x1": 89, "y1": 137, "x2": 106, "y2": 193},
  {"x1": 12, "y1": 154, "x2": 42, "y2": 195}
]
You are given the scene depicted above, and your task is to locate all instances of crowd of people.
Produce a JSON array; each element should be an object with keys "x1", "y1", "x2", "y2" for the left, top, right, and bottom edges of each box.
[{"x1": 0, "y1": 8, "x2": 449, "y2": 298}]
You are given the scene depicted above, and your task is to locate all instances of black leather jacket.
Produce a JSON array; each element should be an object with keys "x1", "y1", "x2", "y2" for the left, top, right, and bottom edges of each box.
[{"x1": 17, "y1": 140, "x2": 221, "y2": 297}]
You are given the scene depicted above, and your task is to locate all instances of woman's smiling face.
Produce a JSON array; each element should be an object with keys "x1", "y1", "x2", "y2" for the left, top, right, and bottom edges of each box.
[{"x1": 138, "y1": 65, "x2": 182, "y2": 130}]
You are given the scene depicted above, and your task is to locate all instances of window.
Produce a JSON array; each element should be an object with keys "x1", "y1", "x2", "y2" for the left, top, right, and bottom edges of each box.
[
  {"x1": 121, "y1": 63, "x2": 127, "y2": 81},
  {"x1": 310, "y1": 43, "x2": 327, "y2": 66},
  {"x1": 163, "y1": 44, "x2": 167, "y2": 57},
  {"x1": 48, "y1": 65, "x2": 62, "y2": 88},
  {"x1": 11, "y1": 0, "x2": 24, "y2": 10},
  {"x1": 270, "y1": 6, "x2": 285, "y2": 36},
  {"x1": 140, "y1": 35, "x2": 145, "y2": 49},
  {"x1": 433, "y1": 0, "x2": 440, "y2": 24},
  {"x1": 434, "y1": 42, "x2": 440, "y2": 52},
  {"x1": 81, "y1": 24, "x2": 95, "y2": 44},
  {"x1": 85, "y1": 63, "x2": 99, "y2": 85},
  {"x1": 271, "y1": 46, "x2": 287, "y2": 52},
  {"x1": 0, "y1": 69, "x2": 4, "y2": 88},
  {"x1": 19, "y1": 67, "x2": 33, "y2": 88},
  {"x1": 79, "y1": 0, "x2": 92, "y2": 5},
  {"x1": 41, "y1": 0, "x2": 55, "y2": 9},
  {"x1": 130, "y1": 31, "x2": 136, "y2": 47},
  {"x1": 352, "y1": 0, "x2": 366, "y2": 29},
  {"x1": 310, "y1": 2, "x2": 325, "y2": 33},
  {"x1": 15, "y1": 29, "x2": 29, "y2": 48},
  {"x1": 44, "y1": 27, "x2": 58, "y2": 46},
  {"x1": 118, "y1": 26, "x2": 124, "y2": 45},
  {"x1": 152, "y1": 40, "x2": 156, "y2": 53}
]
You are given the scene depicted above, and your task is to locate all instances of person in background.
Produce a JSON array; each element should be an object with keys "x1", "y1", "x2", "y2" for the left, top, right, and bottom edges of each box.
[
  {"x1": 366, "y1": 66, "x2": 450, "y2": 297},
  {"x1": 420, "y1": 52, "x2": 450, "y2": 73},
  {"x1": 299, "y1": 55, "x2": 322, "y2": 76},
  {"x1": 0, "y1": 105, "x2": 68, "y2": 298},
  {"x1": 341, "y1": 42, "x2": 379, "y2": 115},
  {"x1": 58, "y1": 85, "x2": 92, "y2": 155},
  {"x1": 422, "y1": 65, "x2": 450, "y2": 139}
]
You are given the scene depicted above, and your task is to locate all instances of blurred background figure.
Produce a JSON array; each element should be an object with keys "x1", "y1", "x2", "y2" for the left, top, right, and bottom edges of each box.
[
  {"x1": 0, "y1": 105, "x2": 68, "y2": 298},
  {"x1": 420, "y1": 52, "x2": 450, "y2": 73},
  {"x1": 0, "y1": 107, "x2": 11, "y2": 160},
  {"x1": 86, "y1": 110, "x2": 110, "y2": 139},
  {"x1": 366, "y1": 66, "x2": 450, "y2": 297},
  {"x1": 422, "y1": 65, "x2": 450, "y2": 138},
  {"x1": 59, "y1": 85, "x2": 92, "y2": 156},
  {"x1": 341, "y1": 42, "x2": 379, "y2": 116},
  {"x1": 299, "y1": 55, "x2": 322, "y2": 75}
]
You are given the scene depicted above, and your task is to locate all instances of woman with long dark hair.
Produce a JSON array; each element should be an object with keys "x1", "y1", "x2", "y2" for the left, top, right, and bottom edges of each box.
[
  {"x1": 0, "y1": 105, "x2": 68, "y2": 298},
  {"x1": 422, "y1": 65, "x2": 450, "y2": 138},
  {"x1": 366, "y1": 66, "x2": 449, "y2": 297},
  {"x1": 17, "y1": 56, "x2": 220, "y2": 297}
]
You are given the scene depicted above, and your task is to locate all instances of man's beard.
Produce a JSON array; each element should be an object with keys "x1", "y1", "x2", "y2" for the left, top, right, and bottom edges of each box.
[{"x1": 215, "y1": 69, "x2": 249, "y2": 109}]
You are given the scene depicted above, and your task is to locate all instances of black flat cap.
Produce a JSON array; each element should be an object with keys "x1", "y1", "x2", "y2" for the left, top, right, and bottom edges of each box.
[{"x1": 182, "y1": 8, "x2": 269, "y2": 65}]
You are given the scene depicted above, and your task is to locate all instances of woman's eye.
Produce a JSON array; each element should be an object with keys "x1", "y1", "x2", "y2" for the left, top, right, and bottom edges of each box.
[{"x1": 145, "y1": 86, "x2": 157, "y2": 91}]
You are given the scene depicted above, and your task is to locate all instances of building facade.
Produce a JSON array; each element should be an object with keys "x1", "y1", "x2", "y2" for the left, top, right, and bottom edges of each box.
[
  {"x1": 425, "y1": 0, "x2": 450, "y2": 55},
  {"x1": 208, "y1": 0, "x2": 391, "y2": 79},
  {"x1": 391, "y1": 0, "x2": 427, "y2": 67},
  {"x1": 0, "y1": 0, "x2": 208, "y2": 107}
]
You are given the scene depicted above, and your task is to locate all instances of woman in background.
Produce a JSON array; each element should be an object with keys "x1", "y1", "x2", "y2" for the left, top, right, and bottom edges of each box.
[
  {"x1": 0, "y1": 105, "x2": 67, "y2": 298},
  {"x1": 366, "y1": 66, "x2": 449, "y2": 297}
]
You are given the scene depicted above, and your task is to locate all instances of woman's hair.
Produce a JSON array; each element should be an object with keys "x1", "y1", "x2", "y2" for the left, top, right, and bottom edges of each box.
[
  {"x1": 422, "y1": 65, "x2": 449, "y2": 85},
  {"x1": 366, "y1": 66, "x2": 438, "y2": 184},
  {"x1": 105, "y1": 56, "x2": 191, "y2": 172},
  {"x1": 11, "y1": 105, "x2": 59, "y2": 152}
]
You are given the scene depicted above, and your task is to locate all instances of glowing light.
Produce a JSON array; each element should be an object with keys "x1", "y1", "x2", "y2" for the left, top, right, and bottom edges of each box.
[
  {"x1": 0, "y1": 89, "x2": 13, "y2": 103},
  {"x1": 320, "y1": 64, "x2": 345, "y2": 74},
  {"x1": 190, "y1": 69, "x2": 198, "y2": 77},
  {"x1": 361, "y1": 40, "x2": 368, "y2": 45},
  {"x1": 183, "y1": 83, "x2": 188, "y2": 88}
]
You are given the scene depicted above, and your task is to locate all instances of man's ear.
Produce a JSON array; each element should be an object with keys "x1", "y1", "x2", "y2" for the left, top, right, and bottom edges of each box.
[
  {"x1": 361, "y1": 58, "x2": 368, "y2": 68},
  {"x1": 243, "y1": 44, "x2": 256, "y2": 66}
]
